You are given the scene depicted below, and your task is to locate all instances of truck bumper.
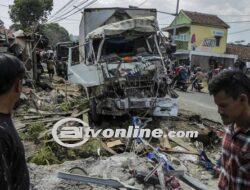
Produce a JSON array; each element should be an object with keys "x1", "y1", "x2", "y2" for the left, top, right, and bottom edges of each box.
[{"x1": 114, "y1": 97, "x2": 178, "y2": 117}]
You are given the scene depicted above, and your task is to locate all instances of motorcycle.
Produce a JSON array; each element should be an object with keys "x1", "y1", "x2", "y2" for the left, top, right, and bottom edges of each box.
[
  {"x1": 172, "y1": 67, "x2": 189, "y2": 92},
  {"x1": 190, "y1": 74, "x2": 203, "y2": 92},
  {"x1": 174, "y1": 79, "x2": 189, "y2": 92}
]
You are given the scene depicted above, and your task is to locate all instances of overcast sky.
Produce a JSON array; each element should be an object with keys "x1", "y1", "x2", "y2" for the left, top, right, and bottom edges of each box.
[{"x1": 1, "y1": 0, "x2": 250, "y2": 44}]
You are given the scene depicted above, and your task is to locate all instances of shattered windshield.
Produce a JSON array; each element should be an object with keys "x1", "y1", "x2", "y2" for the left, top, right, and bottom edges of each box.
[
  {"x1": 104, "y1": 36, "x2": 151, "y2": 56},
  {"x1": 95, "y1": 34, "x2": 158, "y2": 62}
]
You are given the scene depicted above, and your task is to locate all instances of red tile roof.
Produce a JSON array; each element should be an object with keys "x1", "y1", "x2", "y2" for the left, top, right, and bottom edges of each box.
[
  {"x1": 226, "y1": 44, "x2": 250, "y2": 61},
  {"x1": 182, "y1": 10, "x2": 229, "y2": 29}
]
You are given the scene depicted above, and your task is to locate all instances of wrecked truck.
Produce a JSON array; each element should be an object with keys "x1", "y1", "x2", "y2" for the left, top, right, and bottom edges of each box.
[{"x1": 67, "y1": 8, "x2": 178, "y2": 121}]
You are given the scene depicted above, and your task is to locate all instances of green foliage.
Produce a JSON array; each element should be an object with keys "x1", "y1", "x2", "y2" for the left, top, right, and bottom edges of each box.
[
  {"x1": 9, "y1": 23, "x2": 21, "y2": 31},
  {"x1": 76, "y1": 99, "x2": 89, "y2": 110},
  {"x1": 9, "y1": 0, "x2": 53, "y2": 31},
  {"x1": 79, "y1": 138, "x2": 102, "y2": 157},
  {"x1": 60, "y1": 101, "x2": 72, "y2": 112},
  {"x1": 19, "y1": 131, "x2": 28, "y2": 141},
  {"x1": 26, "y1": 122, "x2": 44, "y2": 141},
  {"x1": 59, "y1": 98, "x2": 89, "y2": 112},
  {"x1": 40, "y1": 23, "x2": 70, "y2": 47},
  {"x1": 29, "y1": 145, "x2": 60, "y2": 165}
]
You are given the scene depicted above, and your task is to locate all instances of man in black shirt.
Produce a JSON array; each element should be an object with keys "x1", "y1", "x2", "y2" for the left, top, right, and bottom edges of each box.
[{"x1": 0, "y1": 54, "x2": 29, "y2": 190}]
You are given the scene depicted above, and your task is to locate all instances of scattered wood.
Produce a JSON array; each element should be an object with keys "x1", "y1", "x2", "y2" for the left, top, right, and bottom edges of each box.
[
  {"x1": 169, "y1": 137, "x2": 198, "y2": 154},
  {"x1": 38, "y1": 129, "x2": 52, "y2": 140},
  {"x1": 100, "y1": 141, "x2": 118, "y2": 155},
  {"x1": 160, "y1": 148, "x2": 199, "y2": 155},
  {"x1": 23, "y1": 117, "x2": 64, "y2": 125},
  {"x1": 54, "y1": 85, "x2": 81, "y2": 93},
  {"x1": 71, "y1": 109, "x2": 90, "y2": 118},
  {"x1": 28, "y1": 108, "x2": 72, "y2": 116},
  {"x1": 107, "y1": 140, "x2": 123, "y2": 148},
  {"x1": 14, "y1": 121, "x2": 26, "y2": 131},
  {"x1": 159, "y1": 129, "x2": 171, "y2": 149},
  {"x1": 23, "y1": 115, "x2": 45, "y2": 120}
]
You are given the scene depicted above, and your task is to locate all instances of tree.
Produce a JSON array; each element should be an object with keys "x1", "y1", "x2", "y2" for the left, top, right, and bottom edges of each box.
[
  {"x1": 9, "y1": 23, "x2": 21, "y2": 31},
  {"x1": 40, "y1": 23, "x2": 70, "y2": 47},
  {"x1": 9, "y1": 0, "x2": 53, "y2": 32}
]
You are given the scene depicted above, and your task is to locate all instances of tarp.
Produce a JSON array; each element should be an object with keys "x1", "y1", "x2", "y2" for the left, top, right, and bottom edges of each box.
[{"x1": 86, "y1": 16, "x2": 157, "y2": 39}]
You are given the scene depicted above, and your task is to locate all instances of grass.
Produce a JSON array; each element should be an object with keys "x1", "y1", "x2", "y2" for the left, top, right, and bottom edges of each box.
[
  {"x1": 19, "y1": 131, "x2": 28, "y2": 141},
  {"x1": 29, "y1": 145, "x2": 60, "y2": 165},
  {"x1": 60, "y1": 98, "x2": 89, "y2": 112},
  {"x1": 79, "y1": 138, "x2": 102, "y2": 157},
  {"x1": 19, "y1": 122, "x2": 44, "y2": 141},
  {"x1": 26, "y1": 122, "x2": 44, "y2": 142},
  {"x1": 60, "y1": 102, "x2": 73, "y2": 112}
]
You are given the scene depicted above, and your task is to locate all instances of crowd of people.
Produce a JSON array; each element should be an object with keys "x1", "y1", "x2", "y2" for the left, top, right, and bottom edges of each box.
[
  {"x1": 36, "y1": 50, "x2": 56, "y2": 81},
  {"x1": 166, "y1": 59, "x2": 249, "y2": 93},
  {"x1": 166, "y1": 62, "x2": 206, "y2": 92}
]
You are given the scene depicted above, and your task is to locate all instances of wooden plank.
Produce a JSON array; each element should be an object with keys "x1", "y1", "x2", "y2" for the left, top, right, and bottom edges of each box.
[
  {"x1": 160, "y1": 148, "x2": 199, "y2": 155},
  {"x1": 169, "y1": 137, "x2": 198, "y2": 154},
  {"x1": 101, "y1": 141, "x2": 118, "y2": 155},
  {"x1": 71, "y1": 109, "x2": 90, "y2": 118},
  {"x1": 159, "y1": 129, "x2": 171, "y2": 149},
  {"x1": 23, "y1": 117, "x2": 64, "y2": 125},
  {"x1": 107, "y1": 140, "x2": 123, "y2": 148}
]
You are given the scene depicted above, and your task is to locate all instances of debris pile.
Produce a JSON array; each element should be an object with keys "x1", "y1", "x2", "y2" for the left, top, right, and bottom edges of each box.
[
  {"x1": 14, "y1": 73, "x2": 224, "y2": 190},
  {"x1": 15, "y1": 76, "x2": 90, "y2": 165}
]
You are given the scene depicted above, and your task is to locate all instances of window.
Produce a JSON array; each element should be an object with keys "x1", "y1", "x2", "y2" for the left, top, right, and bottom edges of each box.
[
  {"x1": 175, "y1": 33, "x2": 189, "y2": 42},
  {"x1": 215, "y1": 36, "x2": 221, "y2": 47}
]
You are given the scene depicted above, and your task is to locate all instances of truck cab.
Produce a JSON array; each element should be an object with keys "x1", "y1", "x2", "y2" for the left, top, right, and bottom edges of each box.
[{"x1": 67, "y1": 8, "x2": 178, "y2": 120}]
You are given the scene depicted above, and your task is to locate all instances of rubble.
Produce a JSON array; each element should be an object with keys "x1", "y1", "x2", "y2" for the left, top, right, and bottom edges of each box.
[
  {"x1": 29, "y1": 153, "x2": 152, "y2": 190},
  {"x1": 22, "y1": 109, "x2": 222, "y2": 189},
  {"x1": 12, "y1": 56, "x2": 224, "y2": 190}
]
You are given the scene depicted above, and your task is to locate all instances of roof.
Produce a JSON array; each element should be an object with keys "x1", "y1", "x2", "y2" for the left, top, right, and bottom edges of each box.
[
  {"x1": 182, "y1": 10, "x2": 229, "y2": 28},
  {"x1": 226, "y1": 44, "x2": 250, "y2": 61}
]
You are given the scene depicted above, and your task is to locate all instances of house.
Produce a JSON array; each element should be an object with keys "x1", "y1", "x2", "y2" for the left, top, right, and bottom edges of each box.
[
  {"x1": 0, "y1": 22, "x2": 16, "y2": 53},
  {"x1": 163, "y1": 10, "x2": 237, "y2": 70},
  {"x1": 226, "y1": 44, "x2": 250, "y2": 62}
]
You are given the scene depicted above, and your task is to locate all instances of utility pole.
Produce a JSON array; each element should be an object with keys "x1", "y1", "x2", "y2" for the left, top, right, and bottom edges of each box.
[{"x1": 172, "y1": 0, "x2": 180, "y2": 44}]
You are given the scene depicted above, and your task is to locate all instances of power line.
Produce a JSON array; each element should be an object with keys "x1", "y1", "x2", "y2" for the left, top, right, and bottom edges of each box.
[
  {"x1": 0, "y1": 3, "x2": 8, "y2": 7},
  {"x1": 49, "y1": 0, "x2": 78, "y2": 20},
  {"x1": 59, "y1": 1, "x2": 81, "y2": 16},
  {"x1": 51, "y1": 0, "x2": 98, "y2": 23},
  {"x1": 57, "y1": 21, "x2": 80, "y2": 24},
  {"x1": 49, "y1": 0, "x2": 90, "y2": 22},
  {"x1": 218, "y1": 14, "x2": 250, "y2": 16},
  {"x1": 138, "y1": 0, "x2": 148, "y2": 7},
  {"x1": 159, "y1": 23, "x2": 170, "y2": 25},
  {"x1": 227, "y1": 20, "x2": 250, "y2": 24},
  {"x1": 229, "y1": 28, "x2": 250, "y2": 35},
  {"x1": 157, "y1": 10, "x2": 176, "y2": 16},
  {"x1": 64, "y1": 18, "x2": 81, "y2": 21}
]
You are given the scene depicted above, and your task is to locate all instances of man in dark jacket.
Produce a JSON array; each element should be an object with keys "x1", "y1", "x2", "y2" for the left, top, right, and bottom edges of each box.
[{"x1": 0, "y1": 54, "x2": 30, "y2": 190}]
